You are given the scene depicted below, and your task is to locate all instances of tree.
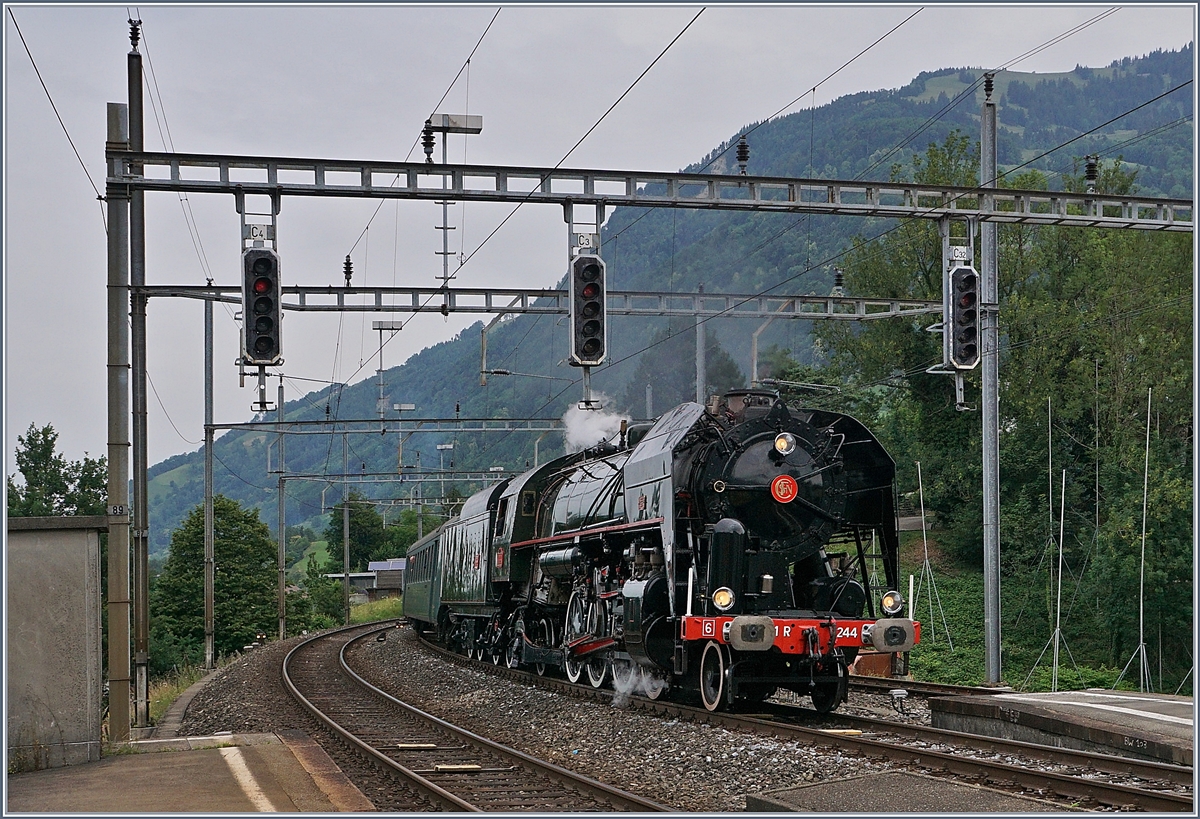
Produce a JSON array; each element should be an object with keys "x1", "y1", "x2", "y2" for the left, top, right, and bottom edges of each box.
[
  {"x1": 149, "y1": 495, "x2": 278, "y2": 672},
  {"x1": 322, "y1": 491, "x2": 387, "y2": 572},
  {"x1": 302, "y1": 558, "x2": 344, "y2": 629},
  {"x1": 7, "y1": 422, "x2": 106, "y2": 516},
  {"x1": 785, "y1": 135, "x2": 1193, "y2": 691}
]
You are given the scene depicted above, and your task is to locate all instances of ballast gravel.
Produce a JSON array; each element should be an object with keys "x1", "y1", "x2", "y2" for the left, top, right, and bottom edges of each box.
[
  {"x1": 176, "y1": 625, "x2": 919, "y2": 811},
  {"x1": 351, "y1": 627, "x2": 897, "y2": 812}
]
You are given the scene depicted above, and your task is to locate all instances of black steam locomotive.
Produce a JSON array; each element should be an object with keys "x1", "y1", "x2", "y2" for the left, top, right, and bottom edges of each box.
[{"x1": 403, "y1": 389, "x2": 919, "y2": 712}]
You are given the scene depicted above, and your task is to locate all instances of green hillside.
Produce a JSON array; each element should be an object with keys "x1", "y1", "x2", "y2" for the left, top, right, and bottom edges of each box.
[{"x1": 145, "y1": 46, "x2": 1193, "y2": 559}]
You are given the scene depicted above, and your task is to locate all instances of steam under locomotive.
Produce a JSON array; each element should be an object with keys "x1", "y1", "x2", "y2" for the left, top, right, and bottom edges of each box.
[{"x1": 403, "y1": 389, "x2": 920, "y2": 712}]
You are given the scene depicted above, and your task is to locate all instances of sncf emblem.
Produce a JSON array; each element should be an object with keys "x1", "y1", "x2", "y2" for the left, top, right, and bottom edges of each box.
[{"x1": 770, "y1": 474, "x2": 799, "y2": 503}]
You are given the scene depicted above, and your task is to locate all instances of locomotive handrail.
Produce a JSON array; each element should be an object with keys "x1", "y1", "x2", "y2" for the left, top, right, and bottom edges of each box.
[{"x1": 511, "y1": 517, "x2": 666, "y2": 550}]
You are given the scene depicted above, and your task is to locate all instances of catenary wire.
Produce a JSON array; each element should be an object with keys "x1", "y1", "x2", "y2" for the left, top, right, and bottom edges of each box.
[
  {"x1": 134, "y1": 10, "x2": 217, "y2": 285},
  {"x1": 328, "y1": 8, "x2": 708, "y2": 399},
  {"x1": 346, "y1": 7, "x2": 502, "y2": 257},
  {"x1": 605, "y1": 7, "x2": 1113, "y2": 248},
  {"x1": 8, "y1": 8, "x2": 107, "y2": 232}
]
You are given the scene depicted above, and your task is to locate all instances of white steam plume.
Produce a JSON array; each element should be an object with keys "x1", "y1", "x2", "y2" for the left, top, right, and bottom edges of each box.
[{"x1": 562, "y1": 393, "x2": 630, "y2": 453}]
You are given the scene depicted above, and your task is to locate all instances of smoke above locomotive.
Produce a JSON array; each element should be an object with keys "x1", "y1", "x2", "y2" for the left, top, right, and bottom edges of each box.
[{"x1": 404, "y1": 389, "x2": 920, "y2": 712}]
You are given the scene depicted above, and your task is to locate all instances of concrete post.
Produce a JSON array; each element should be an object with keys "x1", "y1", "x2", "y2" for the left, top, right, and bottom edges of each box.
[
  {"x1": 204, "y1": 296, "x2": 214, "y2": 669},
  {"x1": 981, "y1": 74, "x2": 1002, "y2": 683},
  {"x1": 277, "y1": 380, "x2": 286, "y2": 640},
  {"x1": 343, "y1": 433, "x2": 350, "y2": 624},
  {"x1": 105, "y1": 101, "x2": 132, "y2": 742},
  {"x1": 128, "y1": 45, "x2": 150, "y2": 730}
]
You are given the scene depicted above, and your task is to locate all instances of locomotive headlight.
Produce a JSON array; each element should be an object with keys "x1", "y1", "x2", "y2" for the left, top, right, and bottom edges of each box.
[
  {"x1": 773, "y1": 432, "x2": 797, "y2": 456},
  {"x1": 712, "y1": 587, "x2": 735, "y2": 611},
  {"x1": 881, "y1": 590, "x2": 904, "y2": 616}
]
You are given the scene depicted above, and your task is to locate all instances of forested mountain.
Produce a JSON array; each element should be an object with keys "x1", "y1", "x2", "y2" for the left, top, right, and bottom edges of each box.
[{"x1": 146, "y1": 45, "x2": 1193, "y2": 569}]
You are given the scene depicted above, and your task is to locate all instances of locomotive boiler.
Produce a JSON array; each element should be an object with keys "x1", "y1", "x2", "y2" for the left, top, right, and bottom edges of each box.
[{"x1": 403, "y1": 389, "x2": 919, "y2": 712}]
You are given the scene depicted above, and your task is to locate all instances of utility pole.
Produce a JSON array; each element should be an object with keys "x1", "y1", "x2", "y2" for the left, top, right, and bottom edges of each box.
[
  {"x1": 127, "y1": 21, "x2": 150, "y2": 729},
  {"x1": 203, "y1": 288, "x2": 214, "y2": 669},
  {"x1": 105, "y1": 99, "x2": 132, "y2": 743},
  {"x1": 342, "y1": 432, "x2": 350, "y2": 625},
  {"x1": 277, "y1": 379, "x2": 286, "y2": 641},
  {"x1": 981, "y1": 73, "x2": 1002, "y2": 684}
]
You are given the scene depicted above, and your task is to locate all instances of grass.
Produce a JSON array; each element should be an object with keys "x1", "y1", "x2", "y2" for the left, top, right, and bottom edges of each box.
[
  {"x1": 149, "y1": 665, "x2": 211, "y2": 725},
  {"x1": 350, "y1": 596, "x2": 405, "y2": 624},
  {"x1": 288, "y1": 540, "x2": 330, "y2": 582}
]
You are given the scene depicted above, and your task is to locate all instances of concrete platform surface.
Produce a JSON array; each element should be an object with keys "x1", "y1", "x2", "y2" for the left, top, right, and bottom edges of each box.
[
  {"x1": 931, "y1": 689, "x2": 1194, "y2": 766},
  {"x1": 746, "y1": 770, "x2": 1075, "y2": 812},
  {"x1": 5, "y1": 731, "x2": 374, "y2": 813}
]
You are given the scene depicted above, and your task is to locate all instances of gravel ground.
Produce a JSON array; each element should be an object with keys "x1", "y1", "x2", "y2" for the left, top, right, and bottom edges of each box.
[
  {"x1": 177, "y1": 626, "x2": 918, "y2": 811},
  {"x1": 350, "y1": 625, "x2": 903, "y2": 812}
]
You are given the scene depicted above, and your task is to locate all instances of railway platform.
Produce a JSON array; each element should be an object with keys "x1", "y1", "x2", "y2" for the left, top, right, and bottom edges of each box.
[
  {"x1": 930, "y1": 689, "x2": 1194, "y2": 766},
  {"x1": 5, "y1": 731, "x2": 373, "y2": 813},
  {"x1": 6, "y1": 670, "x2": 374, "y2": 813}
]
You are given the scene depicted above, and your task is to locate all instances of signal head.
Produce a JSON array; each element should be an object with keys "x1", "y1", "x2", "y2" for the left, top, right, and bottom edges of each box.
[
  {"x1": 569, "y1": 254, "x2": 607, "y2": 366},
  {"x1": 242, "y1": 248, "x2": 282, "y2": 365},
  {"x1": 948, "y1": 265, "x2": 980, "y2": 369}
]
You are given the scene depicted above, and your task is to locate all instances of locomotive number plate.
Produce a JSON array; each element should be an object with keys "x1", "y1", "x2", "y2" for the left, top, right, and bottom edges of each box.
[{"x1": 770, "y1": 475, "x2": 798, "y2": 503}]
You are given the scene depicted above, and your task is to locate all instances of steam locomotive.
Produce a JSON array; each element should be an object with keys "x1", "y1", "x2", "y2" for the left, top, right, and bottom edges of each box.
[{"x1": 403, "y1": 389, "x2": 919, "y2": 712}]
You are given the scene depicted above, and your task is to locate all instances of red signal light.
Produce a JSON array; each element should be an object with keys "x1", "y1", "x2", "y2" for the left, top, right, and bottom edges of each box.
[
  {"x1": 582, "y1": 282, "x2": 600, "y2": 299},
  {"x1": 253, "y1": 277, "x2": 272, "y2": 295}
]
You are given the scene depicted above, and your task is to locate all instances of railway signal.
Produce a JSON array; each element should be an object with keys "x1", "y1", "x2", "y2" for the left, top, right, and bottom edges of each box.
[
  {"x1": 948, "y1": 265, "x2": 979, "y2": 369},
  {"x1": 569, "y1": 253, "x2": 607, "y2": 366},
  {"x1": 242, "y1": 247, "x2": 282, "y2": 365}
]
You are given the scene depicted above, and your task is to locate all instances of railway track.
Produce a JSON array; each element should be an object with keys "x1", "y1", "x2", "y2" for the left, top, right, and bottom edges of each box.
[
  {"x1": 283, "y1": 623, "x2": 669, "y2": 812},
  {"x1": 407, "y1": 626, "x2": 1192, "y2": 812}
]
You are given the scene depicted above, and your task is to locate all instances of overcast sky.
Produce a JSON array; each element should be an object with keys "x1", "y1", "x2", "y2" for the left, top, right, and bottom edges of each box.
[{"x1": 4, "y1": 3, "x2": 1194, "y2": 471}]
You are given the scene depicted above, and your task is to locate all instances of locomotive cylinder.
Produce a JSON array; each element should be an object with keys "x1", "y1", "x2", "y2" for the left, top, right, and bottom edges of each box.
[{"x1": 538, "y1": 545, "x2": 583, "y2": 579}]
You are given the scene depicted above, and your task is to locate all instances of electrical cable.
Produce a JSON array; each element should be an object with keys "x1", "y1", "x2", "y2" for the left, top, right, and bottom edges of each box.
[
  {"x1": 146, "y1": 368, "x2": 201, "y2": 446},
  {"x1": 452, "y1": 8, "x2": 705, "y2": 274},
  {"x1": 997, "y1": 79, "x2": 1192, "y2": 179},
  {"x1": 134, "y1": 9, "x2": 216, "y2": 286},
  {"x1": 608, "y1": 3, "x2": 1107, "y2": 247},
  {"x1": 8, "y1": 8, "x2": 107, "y2": 232},
  {"x1": 346, "y1": 7, "x2": 502, "y2": 257},
  {"x1": 328, "y1": 7, "x2": 708, "y2": 399}
]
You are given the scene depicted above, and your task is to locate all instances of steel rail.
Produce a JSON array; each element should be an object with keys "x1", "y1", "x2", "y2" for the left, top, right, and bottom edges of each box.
[
  {"x1": 286, "y1": 623, "x2": 668, "y2": 812},
  {"x1": 106, "y1": 150, "x2": 1193, "y2": 231},
  {"x1": 763, "y1": 700, "x2": 1193, "y2": 787},
  {"x1": 340, "y1": 629, "x2": 669, "y2": 812},
  {"x1": 282, "y1": 624, "x2": 477, "y2": 811},
  {"x1": 414, "y1": 629, "x2": 1193, "y2": 811}
]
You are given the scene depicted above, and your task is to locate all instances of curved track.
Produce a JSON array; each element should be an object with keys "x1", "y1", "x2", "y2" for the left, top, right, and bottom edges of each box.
[
  {"x1": 283, "y1": 623, "x2": 669, "y2": 812},
  {"x1": 413, "y1": 628, "x2": 1193, "y2": 812}
]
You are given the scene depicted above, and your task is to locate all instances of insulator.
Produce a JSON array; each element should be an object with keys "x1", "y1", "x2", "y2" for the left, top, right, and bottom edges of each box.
[
  {"x1": 834, "y1": 269, "x2": 844, "y2": 289},
  {"x1": 736, "y1": 135, "x2": 750, "y2": 174},
  {"x1": 422, "y1": 120, "x2": 436, "y2": 164},
  {"x1": 128, "y1": 19, "x2": 141, "y2": 50},
  {"x1": 984, "y1": 73, "x2": 994, "y2": 99},
  {"x1": 1085, "y1": 155, "x2": 1099, "y2": 193},
  {"x1": 343, "y1": 255, "x2": 353, "y2": 285}
]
